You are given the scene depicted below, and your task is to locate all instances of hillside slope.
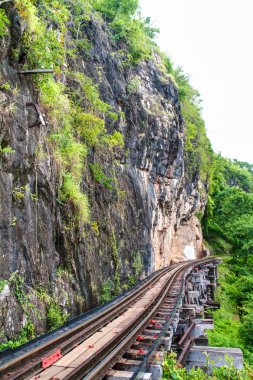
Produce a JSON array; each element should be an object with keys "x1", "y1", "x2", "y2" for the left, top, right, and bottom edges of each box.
[{"x1": 0, "y1": 0, "x2": 211, "y2": 345}]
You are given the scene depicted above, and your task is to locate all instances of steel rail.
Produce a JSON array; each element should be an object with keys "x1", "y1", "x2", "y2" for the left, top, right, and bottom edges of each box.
[
  {"x1": 66, "y1": 257, "x2": 218, "y2": 380},
  {"x1": 63, "y1": 258, "x2": 217, "y2": 380},
  {"x1": 134, "y1": 257, "x2": 220, "y2": 379},
  {"x1": 0, "y1": 265, "x2": 178, "y2": 380},
  {"x1": 0, "y1": 266, "x2": 173, "y2": 364},
  {"x1": 63, "y1": 263, "x2": 188, "y2": 380}
]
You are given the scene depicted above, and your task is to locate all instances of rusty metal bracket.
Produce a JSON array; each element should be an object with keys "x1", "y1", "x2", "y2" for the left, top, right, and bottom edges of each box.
[
  {"x1": 41, "y1": 350, "x2": 62, "y2": 369},
  {"x1": 26, "y1": 102, "x2": 45, "y2": 128}
]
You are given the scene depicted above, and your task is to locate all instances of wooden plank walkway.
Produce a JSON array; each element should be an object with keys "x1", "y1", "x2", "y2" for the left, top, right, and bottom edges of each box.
[{"x1": 29, "y1": 267, "x2": 180, "y2": 380}]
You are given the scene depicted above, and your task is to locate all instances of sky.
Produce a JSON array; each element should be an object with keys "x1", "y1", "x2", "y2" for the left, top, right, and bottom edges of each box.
[{"x1": 139, "y1": 0, "x2": 253, "y2": 164}]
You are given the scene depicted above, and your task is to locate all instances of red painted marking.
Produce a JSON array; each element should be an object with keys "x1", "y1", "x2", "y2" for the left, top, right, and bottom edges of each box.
[
  {"x1": 42, "y1": 350, "x2": 62, "y2": 369},
  {"x1": 138, "y1": 349, "x2": 145, "y2": 354},
  {"x1": 153, "y1": 335, "x2": 158, "y2": 339},
  {"x1": 88, "y1": 345, "x2": 94, "y2": 348},
  {"x1": 150, "y1": 320, "x2": 156, "y2": 325},
  {"x1": 156, "y1": 324, "x2": 161, "y2": 328},
  {"x1": 137, "y1": 335, "x2": 144, "y2": 341}
]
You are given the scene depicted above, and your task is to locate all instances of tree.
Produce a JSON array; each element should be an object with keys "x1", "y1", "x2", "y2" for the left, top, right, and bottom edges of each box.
[
  {"x1": 226, "y1": 215, "x2": 253, "y2": 263},
  {"x1": 95, "y1": 0, "x2": 139, "y2": 21}
]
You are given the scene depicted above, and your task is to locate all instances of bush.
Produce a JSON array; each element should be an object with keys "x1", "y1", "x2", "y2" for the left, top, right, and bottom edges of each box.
[
  {"x1": 89, "y1": 163, "x2": 114, "y2": 190},
  {"x1": 46, "y1": 303, "x2": 68, "y2": 331},
  {"x1": 100, "y1": 278, "x2": 114, "y2": 304},
  {"x1": 0, "y1": 320, "x2": 35, "y2": 351},
  {"x1": 127, "y1": 76, "x2": 141, "y2": 94},
  {"x1": 60, "y1": 173, "x2": 90, "y2": 223},
  {"x1": 72, "y1": 110, "x2": 105, "y2": 146},
  {"x1": 162, "y1": 352, "x2": 253, "y2": 379}
]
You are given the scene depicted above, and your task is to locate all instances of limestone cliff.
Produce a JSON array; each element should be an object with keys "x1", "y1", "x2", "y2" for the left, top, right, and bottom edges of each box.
[{"x1": 0, "y1": 3, "x2": 208, "y2": 343}]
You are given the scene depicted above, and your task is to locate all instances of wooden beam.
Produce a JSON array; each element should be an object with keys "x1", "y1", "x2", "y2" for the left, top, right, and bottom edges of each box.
[
  {"x1": 177, "y1": 338, "x2": 194, "y2": 365},
  {"x1": 178, "y1": 322, "x2": 195, "y2": 348}
]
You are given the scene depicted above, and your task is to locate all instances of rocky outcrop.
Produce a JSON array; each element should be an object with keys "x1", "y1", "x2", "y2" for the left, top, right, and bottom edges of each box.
[
  {"x1": 0, "y1": 5, "x2": 208, "y2": 342},
  {"x1": 170, "y1": 215, "x2": 209, "y2": 263}
]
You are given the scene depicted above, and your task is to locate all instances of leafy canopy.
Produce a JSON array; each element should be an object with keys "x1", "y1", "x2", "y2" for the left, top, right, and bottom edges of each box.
[{"x1": 95, "y1": 0, "x2": 159, "y2": 62}]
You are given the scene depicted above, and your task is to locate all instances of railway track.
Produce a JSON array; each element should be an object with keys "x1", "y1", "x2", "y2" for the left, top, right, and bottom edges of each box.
[{"x1": 0, "y1": 258, "x2": 219, "y2": 380}]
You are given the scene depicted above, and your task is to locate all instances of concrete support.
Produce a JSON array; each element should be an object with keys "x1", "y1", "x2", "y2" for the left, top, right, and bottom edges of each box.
[
  {"x1": 186, "y1": 346, "x2": 244, "y2": 370},
  {"x1": 146, "y1": 351, "x2": 164, "y2": 380},
  {"x1": 171, "y1": 261, "x2": 243, "y2": 371}
]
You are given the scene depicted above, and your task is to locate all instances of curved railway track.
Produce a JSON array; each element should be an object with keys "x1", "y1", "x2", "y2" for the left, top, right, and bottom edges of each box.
[{"x1": 0, "y1": 258, "x2": 219, "y2": 380}]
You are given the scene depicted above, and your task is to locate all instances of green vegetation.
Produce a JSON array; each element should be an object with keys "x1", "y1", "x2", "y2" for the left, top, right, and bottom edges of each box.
[
  {"x1": 0, "y1": 274, "x2": 70, "y2": 349},
  {"x1": 13, "y1": 0, "x2": 213, "y2": 230},
  {"x1": 152, "y1": 34, "x2": 253, "y2": 376},
  {"x1": 173, "y1": 67, "x2": 213, "y2": 183},
  {"x1": 204, "y1": 155, "x2": 253, "y2": 261},
  {"x1": 207, "y1": 257, "x2": 253, "y2": 364},
  {"x1": 127, "y1": 75, "x2": 141, "y2": 94},
  {"x1": 111, "y1": 229, "x2": 121, "y2": 294},
  {"x1": 162, "y1": 352, "x2": 253, "y2": 380},
  {"x1": 46, "y1": 303, "x2": 68, "y2": 331},
  {"x1": 0, "y1": 321, "x2": 35, "y2": 351},
  {"x1": 95, "y1": 0, "x2": 159, "y2": 63},
  {"x1": 91, "y1": 220, "x2": 99, "y2": 235},
  {"x1": 153, "y1": 52, "x2": 214, "y2": 185},
  {"x1": 10, "y1": 0, "x2": 215, "y2": 347},
  {"x1": 0, "y1": 279, "x2": 7, "y2": 293},
  {"x1": 14, "y1": 0, "x2": 124, "y2": 225},
  {"x1": 0, "y1": 81, "x2": 11, "y2": 90},
  {"x1": 0, "y1": 8, "x2": 9, "y2": 37},
  {"x1": 202, "y1": 157, "x2": 253, "y2": 364},
  {"x1": 35, "y1": 286, "x2": 52, "y2": 304},
  {"x1": 12, "y1": 184, "x2": 37, "y2": 205},
  {"x1": 0, "y1": 273, "x2": 36, "y2": 350},
  {"x1": 208, "y1": 260, "x2": 243, "y2": 349},
  {"x1": 127, "y1": 251, "x2": 143, "y2": 287},
  {"x1": 10, "y1": 2, "x2": 253, "y2": 368},
  {"x1": 89, "y1": 163, "x2": 115, "y2": 190},
  {"x1": 36, "y1": 283, "x2": 70, "y2": 332},
  {"x1": 9, "y1": 272, "x2": 36, "y2": 317},
  {"x1": 0, "y1": 146, "x2": 14, "y2": 154},
  {"x1": 100, "y1": 278, "x2": 114, "y2": 304}
]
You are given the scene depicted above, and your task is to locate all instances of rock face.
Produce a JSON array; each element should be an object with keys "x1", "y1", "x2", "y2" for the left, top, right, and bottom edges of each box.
[
  {"x1": 0, "y1": 6, "x2": 208, "y2": 342},
  {"x1": 170, "y1": 215, "x2": 209, "y2": 263}
]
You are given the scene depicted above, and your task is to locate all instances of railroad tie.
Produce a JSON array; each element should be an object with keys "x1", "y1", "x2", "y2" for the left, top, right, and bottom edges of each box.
[
  {"x1": 114, "y1": 358, "x2": 142, "y2": 371},
  {"x1": 107, "y1": 369, "x2": 135, "y2": 379}
]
